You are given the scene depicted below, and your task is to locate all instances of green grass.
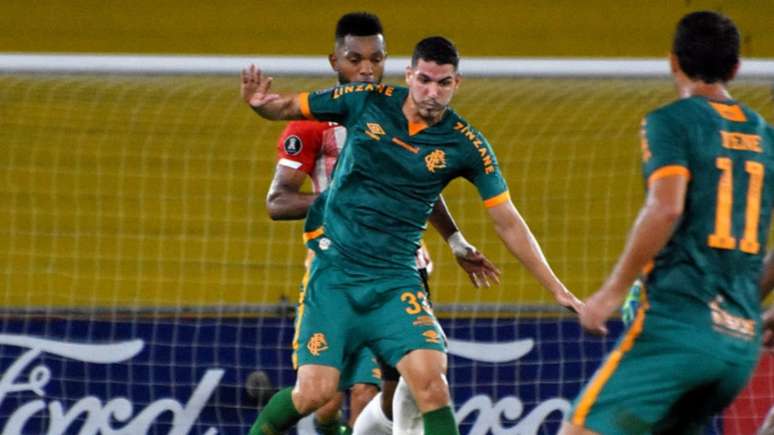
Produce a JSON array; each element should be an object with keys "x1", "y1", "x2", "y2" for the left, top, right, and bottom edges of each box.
[{"x1": 1, "y1": 74, "x2": 773, "y2": 310}]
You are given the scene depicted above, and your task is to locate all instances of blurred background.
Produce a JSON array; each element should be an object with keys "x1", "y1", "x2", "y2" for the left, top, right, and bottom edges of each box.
[{"x1": 3, "y1": 0, "x2": 774, "y2": 56}]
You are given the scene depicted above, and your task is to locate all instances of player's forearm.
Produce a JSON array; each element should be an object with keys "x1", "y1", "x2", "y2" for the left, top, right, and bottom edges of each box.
[
  {"x1": 265, "y1": 191, "x2": 318, "y2": 221},
  {"x1": 250, "y1": 94, "x2": 304, "y2": 121},
  {"x1": 603, "y1": 204, "x2": 679, "y2": 295},
  {"x1": 492, "y1": 207, "x2": 565, "y2": 294},
  {"x1": 428, "y1": 195, "x2": 459, "y2": 241},
  {"x1": 760, "y1": 251, "x2": 774, "y2": 300}
]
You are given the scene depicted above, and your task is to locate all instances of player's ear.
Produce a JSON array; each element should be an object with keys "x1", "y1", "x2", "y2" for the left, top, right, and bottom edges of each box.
[
  {"x1": 668, "y1": 52, "x2": 680, "y2": 75},
  {"x1": 454, "y1": 72, "x2": 462, "y2": 90},
  {"x1": 405, "y1": 66, "x2": 413, "y2": 85},
  {"x1": 329, "y1": 53, "x2": 339, "y2": 72},
  {"x1": 728, "y1": 61, "x2": 740, "y2": 81}
]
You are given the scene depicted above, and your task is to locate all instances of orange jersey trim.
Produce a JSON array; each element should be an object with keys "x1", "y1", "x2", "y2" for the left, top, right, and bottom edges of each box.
[
  {"x1": 408, "y1": 120, "x2": 429, "y2": 136},
  {"x1": 572, "y1": 287, "x2": 650, "y2": 426},
  {"x1": 642, "y1": 260, "x2": 654, "y2": 276},
  {"x1": 647, "y1": 165, "x2": 690, "y2": 187},
  {"x1": 483, "y1": 191, "x2": 510, "y2": 208},
  {"x1": 709, "y1": 101, "x2": 747, "y2": 122},
  {"x1": 298, "y1": 92, "x2": 315, "y2": 120},
  {"x1": 392, "y1": 137, "x2": 420, "y2": 154},
  {"x1": 302, "y1": 226, "x2": 324, "y2": 242}
]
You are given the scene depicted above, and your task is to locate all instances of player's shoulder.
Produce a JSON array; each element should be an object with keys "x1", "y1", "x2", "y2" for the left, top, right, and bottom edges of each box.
[
  {"x1": 646, "y1": 98, "x2": 695, "y2": 120},
  {"x1": 326, "y1": 81, "x2": 405, "y2": 100},
  {"x1": 283, "y1": 120, "x2": 334, "y2": 135},
  {"x1": 447, "y1": 110, "x2": 489, "y2": 143},
  {"x1": 643, "y1": 98, "x2": 703, "y2": 133},
  {"x1": 278, "y1": 120, "x2": 334, "y2": 158}
]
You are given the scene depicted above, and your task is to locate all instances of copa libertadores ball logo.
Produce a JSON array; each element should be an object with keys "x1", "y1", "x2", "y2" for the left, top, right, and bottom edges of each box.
[{"x1": 283, "y1": 135, "x2": 303, "y2": 155}]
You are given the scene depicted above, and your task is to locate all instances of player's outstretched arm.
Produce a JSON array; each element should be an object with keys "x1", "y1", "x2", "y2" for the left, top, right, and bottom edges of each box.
[
  {"x1": 241, "y1": 64, "x2": 305, "y2": 120},
  {"x1": 266, "y1": 165, "x2": 318, "y2": 220},
  {"x1": 486, "y1": 199, "x2": 585, "y2": 315},
  {"x1": 428, "y1": 195, "x2": 500, "y2": 288},
  {"x1": 582, "y1": 174, "x2": 687, "y2": 335}
]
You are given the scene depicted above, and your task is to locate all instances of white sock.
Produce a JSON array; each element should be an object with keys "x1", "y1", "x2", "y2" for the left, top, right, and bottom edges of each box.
[
  {"x1": 352, "y1": 391, "x2": 392, "y2": 435},
  {"x1": 393, "y1": 377, "x2": 424, "y2": 435}
]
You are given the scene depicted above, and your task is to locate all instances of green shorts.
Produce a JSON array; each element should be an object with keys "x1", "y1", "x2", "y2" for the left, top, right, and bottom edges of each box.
[
  {"x1": 293, "y1": 247, "x2": 446, "y2": 374},
  {"x1": 568, "y1": 292, "x2": 757, "y2": 435},
  {"x1": 339, "y1": 347, "x2": 381, "y2": 390}
]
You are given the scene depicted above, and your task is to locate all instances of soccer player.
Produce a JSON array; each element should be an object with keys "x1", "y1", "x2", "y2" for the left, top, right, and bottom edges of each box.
[
  {"x1": 265, "y1": 12, "x2": 497, "y2": 435},
  {"x1": 560, "y1": 11, "x2": 774, "y2": 435},
  {"x1": 242, "y1": 36, "x2": 586, "y2": 435}
]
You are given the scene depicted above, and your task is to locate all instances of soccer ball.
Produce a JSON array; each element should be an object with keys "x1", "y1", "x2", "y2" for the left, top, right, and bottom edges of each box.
[{"x1": 245, "y1": 370, "x2": 275, "y2": 406}]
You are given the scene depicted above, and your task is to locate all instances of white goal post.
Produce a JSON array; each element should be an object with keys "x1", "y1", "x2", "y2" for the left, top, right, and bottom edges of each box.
[{"x1": 3, "y1": 53, "x2": 774, "y2": 77}]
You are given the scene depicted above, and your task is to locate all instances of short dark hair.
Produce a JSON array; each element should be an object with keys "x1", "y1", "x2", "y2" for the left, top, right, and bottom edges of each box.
[
  {"x1": 411, "y1": 36, "x2": 459, "y2": 70},
  {"x1": 335, "y1": 12, "x2": 383, "y2": 41},
  {"x1": 673, "y1": 11, "x2": 739, "y2": 83}
]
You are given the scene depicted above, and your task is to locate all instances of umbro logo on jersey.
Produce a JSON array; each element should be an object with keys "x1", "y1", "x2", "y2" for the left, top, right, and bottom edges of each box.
[
  {"x1": 283, "y1": 135, "x2": 303, "y2": 155},
  {"x1": 365, "y1": 123, "x2": 386, "y2": 140}
]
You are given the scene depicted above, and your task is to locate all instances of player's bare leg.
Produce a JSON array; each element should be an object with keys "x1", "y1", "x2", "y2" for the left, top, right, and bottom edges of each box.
[
  {"x1": 396, "y1": 349, "x2": 458, "y2": 435},
  {"x1": 313, "y1": 392, "x2": 345, "y2": 435},
  {"x1": 558, "y1": 422, "x2": 600, "y2": 435},
  {"x1": 380, "y1": 379, "x2": 398, "y2": 420},
  {"x1": 348, "y1": 383, "x2": 379, "y2": 427},
  {"x1": 293, "y1": 364, "x2": 340, "y2": 413},
  {"x1": 249, "y1": 364, "x2": 339, "y2": 435}
]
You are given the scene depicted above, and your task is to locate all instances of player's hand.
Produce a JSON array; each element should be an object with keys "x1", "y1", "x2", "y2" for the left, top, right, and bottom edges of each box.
[
  {"x1": 763, "y1": 306, "x2": 774, "y2": 351},
  {"x1": 552, "y1": 287, "x2": 585, "y2": 317},
  {"x1": 578, "y1": 289, "x2": 617, "y2": 336},
  {"x1": 241, "y1": 64, "x2": 280, "y2": 108},
  {"x1": 454, "y1": 246, "x2": 501, "y2": 288}
]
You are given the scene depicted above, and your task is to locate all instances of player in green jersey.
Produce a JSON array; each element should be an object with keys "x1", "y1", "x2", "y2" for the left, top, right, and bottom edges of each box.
[
  {"x1": 561, "y1": 11, "x2": 774, "y2": 435},
  {"x1": 265, "y1": 12, "x2": 499, "y2": 435},
  {"x1": 242, "y1": 36, "x2": 588, "y2": 435}
]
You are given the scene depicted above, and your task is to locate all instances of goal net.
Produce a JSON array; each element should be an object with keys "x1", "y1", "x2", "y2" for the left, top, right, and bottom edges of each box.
[{"x1": 1, "y1": 55, "x2": 772, "y2": 434}]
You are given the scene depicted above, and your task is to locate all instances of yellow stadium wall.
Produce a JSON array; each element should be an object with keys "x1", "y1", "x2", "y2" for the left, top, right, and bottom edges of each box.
[{"x1": 2, "y1": 0, "x2": 774, "y2": 57}]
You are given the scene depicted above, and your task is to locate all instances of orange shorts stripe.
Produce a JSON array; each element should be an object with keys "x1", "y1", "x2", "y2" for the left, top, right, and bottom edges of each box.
[
  {"x1": 571, "y1": 287, "x2": 650, "y2": 426},
  {"x1": 647, "y1": 165, "x2": 690, "y2": 187},
  {"x1": 483, "y1": 191, "x2": 510, "y2": 208},
  {"x1": 291, "y1": 265, "x2": 312, "y2": 370}
]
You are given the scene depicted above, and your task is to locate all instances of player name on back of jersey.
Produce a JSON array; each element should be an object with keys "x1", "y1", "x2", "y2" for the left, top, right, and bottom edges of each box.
[{"x1": 720, "y1": 130, "x2": 763, "y2": 153}]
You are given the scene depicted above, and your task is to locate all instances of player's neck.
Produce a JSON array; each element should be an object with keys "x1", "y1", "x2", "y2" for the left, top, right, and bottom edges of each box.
[
  {"x1": 402, "y1": 98, "x2": 446, "y2": 126},
  {"x1": 678, "y1": 80, "x2": 733, "y2": 102}
]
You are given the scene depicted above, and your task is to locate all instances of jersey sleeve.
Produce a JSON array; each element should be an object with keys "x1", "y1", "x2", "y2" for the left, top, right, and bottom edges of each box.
[
  {"x1": 461, "y1": 130, "x2": 510, "y2": 207},
  {"x1": 275, "y1": 121, "x2": 324, "y2": 174},
  {"x1": 299, "y1": 83, "x2": 371, "y2": 126},
  {"x1": 641, "y1": 110, "x2": 691, "y2": 186}
]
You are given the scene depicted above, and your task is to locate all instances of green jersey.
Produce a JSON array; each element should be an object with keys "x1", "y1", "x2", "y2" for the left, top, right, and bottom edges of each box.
[
  {"x1": 641, "y1": 96, "x2": 774, "y2": 361},
  {"x1": 300, "y1": 83, "x2": 508, "y2": 272}
]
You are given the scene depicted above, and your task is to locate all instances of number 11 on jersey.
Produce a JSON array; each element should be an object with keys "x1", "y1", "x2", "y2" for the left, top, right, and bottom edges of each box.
[{"x1": 708, "y1": 157, "x2": 764, "y2": 254}]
